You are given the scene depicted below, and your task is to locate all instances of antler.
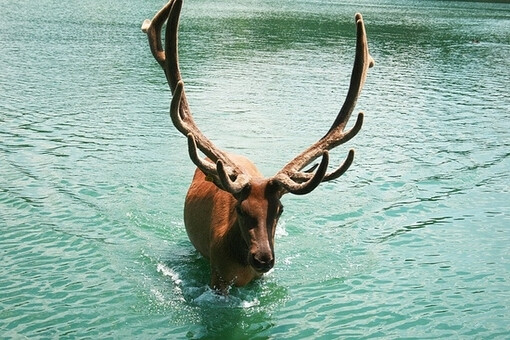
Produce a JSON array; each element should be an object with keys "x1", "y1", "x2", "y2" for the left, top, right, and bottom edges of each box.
[
  {"x1": 272, "y1": 13, "x2": 374, "y2": 195},
  {"x1": 143, "y1": 1, "x2": 373, "y2": 197},
  {"x1": 142, "y1": 0, "x2": 249, "y2": 194}
]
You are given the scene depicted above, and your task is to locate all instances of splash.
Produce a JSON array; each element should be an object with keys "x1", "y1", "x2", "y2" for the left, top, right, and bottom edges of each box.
[
  {"x1": 155, "y1": 261, "x2": 263, "y2": 309},
  {"x1": 193, "y1": 286, "x2": 261, "y2": 309},
  {"x1": 156, "y1": 262, "x2": 182, "y2": 286}
]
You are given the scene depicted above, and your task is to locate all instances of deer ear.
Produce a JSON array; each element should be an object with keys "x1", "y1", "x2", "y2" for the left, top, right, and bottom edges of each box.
[{"x1": 268, "y1": 179, "x2": 287, "y2": 198}]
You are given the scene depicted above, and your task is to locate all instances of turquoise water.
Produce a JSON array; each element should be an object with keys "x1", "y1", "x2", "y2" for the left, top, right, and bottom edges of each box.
[{"x1": 1, "y1": 0, "x2": 509, "y2": 338}]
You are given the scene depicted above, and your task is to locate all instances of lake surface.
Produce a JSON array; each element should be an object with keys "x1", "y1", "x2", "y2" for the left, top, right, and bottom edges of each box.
[{"x1": 1, "y1": 0, "x2": 509, "y2": 338}]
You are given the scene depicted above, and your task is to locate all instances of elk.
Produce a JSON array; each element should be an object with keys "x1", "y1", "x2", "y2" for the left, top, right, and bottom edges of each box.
[{"x1": 142, "y1": 0, "x2": 374, "y2": 293}]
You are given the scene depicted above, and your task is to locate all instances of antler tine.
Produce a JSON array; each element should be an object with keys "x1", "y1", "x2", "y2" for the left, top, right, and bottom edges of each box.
[
  {"x1": 164, "y1": 0, "x2": 184, "y2": 94},
  {"x1": 141, "y1": 0, "x2": 173, "y2": 69},
  {"x1": 328, "y1": 13, "x2": 374, "y2": 135},
  {"x1": 141, "y1": 0, "x2": 184, "y2": 90},
  {"x1": 273, "y1": 13, "x2": 373, "y2": 194},
  {"x1": 217, "y1": 161, "x2": 251, "y2": 195},
  {"x1": 276, "y1": 152, "x2": 330, "y2": 195},
  {"x1": 287, "y1": 149, "x2": 355, "y2": 183}
]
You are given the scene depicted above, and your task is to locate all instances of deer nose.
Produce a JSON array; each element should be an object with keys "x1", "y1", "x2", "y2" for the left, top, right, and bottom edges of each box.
[{"x1": 250, "y1": 252, "x2": 274, "y2": 273}]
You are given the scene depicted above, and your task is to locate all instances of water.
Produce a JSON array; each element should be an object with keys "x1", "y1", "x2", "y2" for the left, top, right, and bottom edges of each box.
[{"x1": 1, "y1": 0, "x2": 509, "y2": 338}]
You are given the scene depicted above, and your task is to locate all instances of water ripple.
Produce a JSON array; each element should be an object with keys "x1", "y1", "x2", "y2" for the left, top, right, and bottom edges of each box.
[{"x1": 1, "y1": 0, "x2": 509, "y2": 338}]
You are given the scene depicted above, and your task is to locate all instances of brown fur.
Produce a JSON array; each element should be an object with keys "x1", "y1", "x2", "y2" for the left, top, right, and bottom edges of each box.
[{"x1": 183, "y1": 155, "x2": 282, "y2": 293}]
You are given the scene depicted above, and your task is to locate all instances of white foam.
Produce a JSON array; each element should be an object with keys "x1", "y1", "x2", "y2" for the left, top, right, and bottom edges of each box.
[
  {"x1": 156, "y1": 263, "x2": 182, "y2": 286},
  {"x1": 192, "y1": 286, "x2": 261, "y2": 309},
  {"x1": 276, "y1": 219, "x2": 288, "y2": 238}
]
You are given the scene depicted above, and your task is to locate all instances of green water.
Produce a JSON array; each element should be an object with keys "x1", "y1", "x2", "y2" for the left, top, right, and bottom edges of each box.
[{"x1": 1, "y1": 0, "x2": 509, "y2": 338}]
